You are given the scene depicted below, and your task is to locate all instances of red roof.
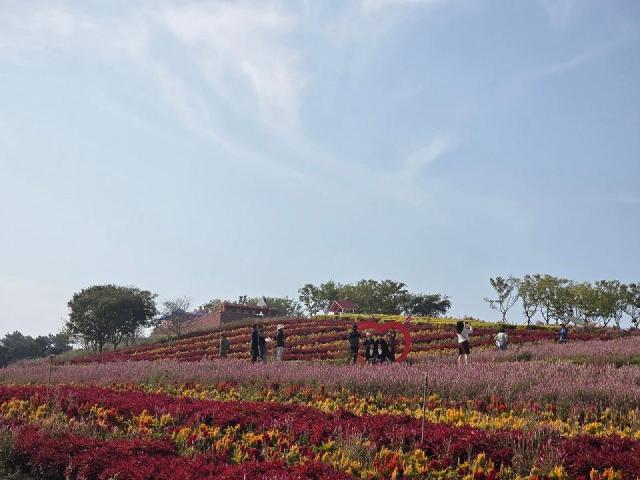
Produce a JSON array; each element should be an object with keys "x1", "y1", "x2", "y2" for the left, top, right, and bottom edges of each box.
[{"x1": 329, "y1": 300, "x2": 357, "y2": 312}]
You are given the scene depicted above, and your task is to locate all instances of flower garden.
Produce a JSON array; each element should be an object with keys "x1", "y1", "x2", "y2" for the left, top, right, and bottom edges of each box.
[{"x1": 1, "y1": 317, "x2": 639, "y2": 479}]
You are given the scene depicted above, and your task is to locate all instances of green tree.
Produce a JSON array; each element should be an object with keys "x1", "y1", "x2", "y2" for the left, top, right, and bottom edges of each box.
[
  {"x1": 518, "y1": 274, "x2": 539, "y2": 325},
  {"x1": 595, "y1": 280, "x2": 626, "y2": 328},
  {"x1": 570, "y1": 282, "x2": 600, "y2": 325},
  {"x1": 535, "y1": 275, "x2": 570, "y2": 324},
  {"x1": 624, "y1": 283, "x2": 640, "y2": 329},
  {"x1": 403, "y1": 294, "x2": 451, "y2": 317},
  {"x1": 484, "y1": 276, "x2": 520, "y2": 323},
  {"x1": 66, "y1": 285, "x2": 157, "y2": 354},
  {"x1": 298, "y1": 284, "x2": 322, "y2": 316},
  {"x1": 317, "y1": 281, "x2": 341, "y2": 313},
  {"x1": 262, "y1": 296, "x2": 303, "y2": 317}
]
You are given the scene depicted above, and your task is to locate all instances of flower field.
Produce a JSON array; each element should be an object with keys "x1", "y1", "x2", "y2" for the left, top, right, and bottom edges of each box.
[
  {"x1": 67, "y1": 316, "x2": 630, "y2": 364},
  {"x1": 1, "y1": 318, "x2": 640, "y2": 479}
]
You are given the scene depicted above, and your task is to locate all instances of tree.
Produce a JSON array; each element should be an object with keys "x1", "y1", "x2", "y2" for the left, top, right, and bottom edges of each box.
[
  {"x1": 317, "y1": 281, "x2": 341, "y2": 313},
  {"x1": 340, "y1": 279, "x2": 410, "y2": 314},
  {"x1": 624, "y1": 283, "x2": 640, "y2": 329},
  {"x1": 160, "y1": 297, "x2": 192, "y2": 338},
  {"x1": 570, "y1": 282, "x2": 600, "y2": 325},
  {"x1": 484, "y1": 276, "x2": 520, "y2": 323},
  {"x1": 535, "y1": 275, "x2": 570, "y2": 324},
  {"x1": 518, "y1": 274, "x2": 539, "y2": 325},
  {"x1": 199, "y1": 298, "x2": 223, "y2": 312},
  {"x1": 595, "y1": 280, "x2": 626, "y2": 328},
  {"x1": 262, "y1": 297, "x2": 303, "y2": 317},
  {"x1": 403, "y1": 294, "x2": 451, "y2": 317},
  {"x1": 66, "y1": 285, "x2": 157, "y2": 354},
  {"x1": 298, "y1": 284, "x2": 322, "y2": 316}
]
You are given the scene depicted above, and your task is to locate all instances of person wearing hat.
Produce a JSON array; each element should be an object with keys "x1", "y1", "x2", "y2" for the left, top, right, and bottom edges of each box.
[{"x1": 274, "y1": 324, "x2": 285, "y2": 362}]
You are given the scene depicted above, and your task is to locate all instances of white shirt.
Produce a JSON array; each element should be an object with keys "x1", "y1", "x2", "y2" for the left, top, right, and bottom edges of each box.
[
  {"x1": 495, "y1": 332, "x2": 507, "y2": 345},
  {"x1": 457, "y1": 325, "x2": 472, "y2": 343}
]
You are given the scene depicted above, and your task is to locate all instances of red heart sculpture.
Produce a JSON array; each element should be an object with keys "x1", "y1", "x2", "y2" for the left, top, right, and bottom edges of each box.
[{"x1": 356, "y1": 320, "x2": 411, "y2": 364}]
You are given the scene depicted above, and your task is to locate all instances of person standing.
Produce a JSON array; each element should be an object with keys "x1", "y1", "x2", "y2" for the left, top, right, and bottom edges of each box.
[
  {"x1": 258, "y1": 325, "x2": 267, "y2": 363},
  {"x1": 379, "y1": 336, "x2": 390, "y2": 363},
  {"x1": 559, "y1": 324, "x2": 569, "y2": 344},
  {"x1": 456, "y1": 321, "x2": 473, "y2": 365},
  {"x1": 494, "y1": 327, "x2": 508, "y2": 352},
  {"x1": 386, "y1": 331, "x2": 397, "y2": 363},
  {"x1": 348, "y1": 324, "x2": 361, "y2": 364},
  {"x1": 275, "y1": 324, "x2": 285, "y2": 362},
  {"x1": 250, "y1": 325, "x2": 259, "y2": 363},
  {"x1": 219, "y1": 332, "x2": 230, "y2": 358},
  {"x1": 363, "y1": 332, "x2": 373, "y2": 364}
]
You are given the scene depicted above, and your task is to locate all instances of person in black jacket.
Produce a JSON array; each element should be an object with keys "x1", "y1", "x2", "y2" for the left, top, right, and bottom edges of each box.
[
  {"x1": 258, "y1": 325, "x2": 267, "y2": 363},
  {"x1": 347, "y1": 324, "x2": 360, "y2": 364},
  {"x1": 363, "y1": 332, "x2": 373, "y2": 364},
  {"x1": 378, "y1": 336, "x2": 390, "y2": 363},
  {"x1": 275, "y1": 324, "x2": 285, "y2": 362},
  {"x1": 250, "y1": 325, "x2": 259, "y2": 363},
  {"x1": 386, "y1": 331, "x2": 397, "y2": 363}
]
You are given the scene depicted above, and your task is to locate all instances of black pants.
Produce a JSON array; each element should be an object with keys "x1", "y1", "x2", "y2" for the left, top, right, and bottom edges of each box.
[
  {"x1": 349, "y1": 348, "x2": 358, "y2": 364},
  {"x1": 251, "y1": 349, "x2": 259, "y2": 363}
]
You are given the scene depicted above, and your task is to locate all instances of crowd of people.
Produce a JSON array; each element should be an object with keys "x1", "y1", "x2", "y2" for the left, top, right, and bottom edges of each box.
[{"x1": 214, "y1": 319, "x2": 571, "y2": 364}]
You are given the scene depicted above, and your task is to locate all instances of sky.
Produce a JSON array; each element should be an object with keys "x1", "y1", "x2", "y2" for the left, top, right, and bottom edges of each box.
[{"x1": 1, "y1": 0, "x2": 639, "y2": 337}]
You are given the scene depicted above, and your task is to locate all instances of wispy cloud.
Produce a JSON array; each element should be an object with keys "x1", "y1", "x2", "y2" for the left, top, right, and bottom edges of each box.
[
  {"x1": 399, "y1": 135, "x2": 456, "y2": 183},
  {"x1": 159, "y1": 2, "x2": 303, "y2": 130},
  {"x1": 540, "y1": 0, "x2": 576, "y2": 28}
]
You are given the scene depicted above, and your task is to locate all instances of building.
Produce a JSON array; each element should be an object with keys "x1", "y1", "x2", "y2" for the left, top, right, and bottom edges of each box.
[
  {"x1": 327, "y1": 300, "x2": 358, "y2": 315},
  {"x1": 153, "y1": 300, "x2": 279, "y2": 336}
]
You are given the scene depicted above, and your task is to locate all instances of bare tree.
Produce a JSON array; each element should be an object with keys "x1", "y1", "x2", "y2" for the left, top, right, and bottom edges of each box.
[
  {"x1": 161, "y1": 297, "x2": 192, "y2": 338},
  {"x1": 484, "y1": 276, "x2": 520, "y2": 324}
]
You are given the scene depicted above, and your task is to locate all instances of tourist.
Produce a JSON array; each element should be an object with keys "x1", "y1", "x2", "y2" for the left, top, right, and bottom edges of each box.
[
  {"x1": 378, "y1": 336, "x2": 390, "y2": 363},
  {"x1": 371, "y1": 336, "x2": 380, "y2": 364},
  {"x1": 494, "y1": 327, "x2": 508, "y2": 351},
  {"x1": 258, "y1": 325, "x2": 267, "y2": 363},
  {"x1": 250, "y1": 325, "x2": 259, "y2": 363},
  {"x1": 456, "y1": 321, "x2": 473, "y2": 365},
  {"x1": 559, "y1": 324, "x2": 569, "y2": 344},
  {"x1": 275, "y1": 324, "x2": 285, "y2": 362},
  {"x1": 219, "y1": 332, "x2": 230, "y2": 358},
  {"x1": 347, "y1": 324, "x2": 360, "y2": 364},
  {"x1": 386, "y1": 331, "x2": 397, "y2": 362},
  {"x1": 363, "y1": 332, "x2": 373, "y2": 363}
]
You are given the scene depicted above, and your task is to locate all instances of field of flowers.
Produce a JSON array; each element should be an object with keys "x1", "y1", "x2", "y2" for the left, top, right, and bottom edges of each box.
[
  {"x1": 1, "y1": 318, "x2": 639, "y2": 479},
  {"x1": 68, "y1": 316, "x2": 628, "y2": 364}
]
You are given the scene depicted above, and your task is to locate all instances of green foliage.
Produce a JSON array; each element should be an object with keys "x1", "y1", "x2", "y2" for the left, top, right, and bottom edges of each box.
[
  {"x1": 297, "y1": 279, "x2": 450, "y2": 317},
  {"x1": 0, "y1": 330, "x2": 71, "y2": 367},
  {"x1": 403, "y1": 293, "x2": 451, "y2": 317},
  {"x1": 484, "y1": 276, "x2": 520, "y2": 323},
  {"x1": 66, "y1": 284, "x2": 157, "y2": 353}
]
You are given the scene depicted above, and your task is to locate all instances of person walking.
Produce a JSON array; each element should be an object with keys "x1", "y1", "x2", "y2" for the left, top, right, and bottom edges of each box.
[
  {"x1": 456, "y1": 321, "x2": 473, "y2": 365},
  {"x1": 219, "y1": 332, "x2": 230, "y2": 358},
  {"x1": 250, "y1": 325, "x2": 259, "y2": 363},
  {"x1": 258, "y1": 325, "x2": 267, "y2": 363},
  {"x1": 274, "y1": 324, "x2": 285, "y2": 362},
  {"x1": 347, "y1": 324, "x2": 361, "y2": 364},
  {"x1": 494, "y1": 327, "x2": 508, "y2": 352}
]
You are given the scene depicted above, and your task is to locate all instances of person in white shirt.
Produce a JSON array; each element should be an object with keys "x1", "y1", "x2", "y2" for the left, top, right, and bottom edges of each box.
[
  {"x1": 456, "y1": 321, "x2": 473, "y2": 365},
  {"x1": 494, "y1": 327, "x2": 508, "y2": 352}
]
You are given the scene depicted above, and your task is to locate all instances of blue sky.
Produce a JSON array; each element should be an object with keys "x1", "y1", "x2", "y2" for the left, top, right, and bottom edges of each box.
[{"x1": 1, "y1": 0, "x2": 639, "y2": 337}]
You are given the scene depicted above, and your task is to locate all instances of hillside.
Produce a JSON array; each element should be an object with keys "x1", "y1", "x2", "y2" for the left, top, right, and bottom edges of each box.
[{"x1": 69, "y1": 316, "x2": 627, "y2": 364}]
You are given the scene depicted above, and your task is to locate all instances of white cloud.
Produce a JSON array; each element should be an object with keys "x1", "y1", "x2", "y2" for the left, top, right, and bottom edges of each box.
[
  {"x1": 159, "y1": 1, "x2": 304, "y2": 129},
  {"x1": 399, "y1": 135, "x2": 455, "y2": 183}
]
